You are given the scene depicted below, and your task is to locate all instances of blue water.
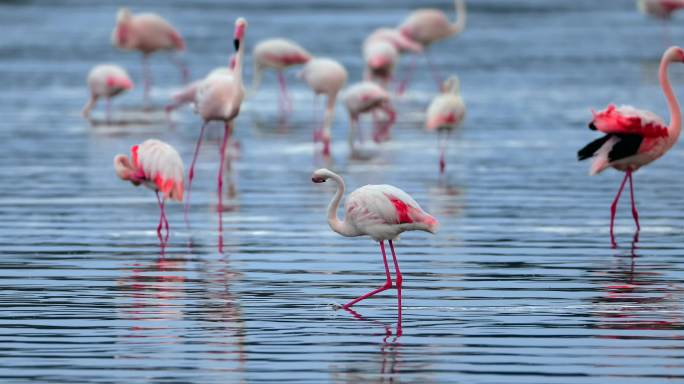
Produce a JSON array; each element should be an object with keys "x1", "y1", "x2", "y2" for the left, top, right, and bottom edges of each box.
[{"x1": 1, "y1": 0, "x2": 684, "y2": 383}]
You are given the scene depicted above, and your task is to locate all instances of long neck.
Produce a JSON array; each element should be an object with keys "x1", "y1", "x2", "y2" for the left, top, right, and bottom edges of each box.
[
  {"x1": 234, "y1": 38, "x2": 245, "y2": 88},
  {"x1": 660, "y1": 57, "x2": 682, "y2": 142},
  {"x1": 249, "y1": 64, "x2": 262, "y2": 97},
  {"x1": 81, "y1": 94, "x2": 97, "y2": 119},
  {"x1": 449, "y1": 0, "x2": 467, "y2": 35},
  {"x1": 326, "y1": 172, "x2": 357, "y2": 237}
]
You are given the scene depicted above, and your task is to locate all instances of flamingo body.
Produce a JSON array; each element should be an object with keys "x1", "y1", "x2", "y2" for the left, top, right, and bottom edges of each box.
[
  {"x1": 638, "y1": 0, "x2": 684, "y2": 19},
  {"x1": 343, "y1": 81, "x2": 396, "y2": 146},
  {"x1": 363, "y1": 40, "x2": 399, "y2": 84},
  {"x1": 112, "y1": 9, "x2": 184, "y2": 54},
  {"x1": 578, "y1": 46, "x2": 684, "y2": 246},
  {"x1": 426, "y1": 76, "x2": 465, "y2": 132},
  {"x1": 252, "y1": 38, "x2": 311, "y2": 71},
  {"x1": 398, "y1": 0, "x2": 466, "y2": 47},
  {"x1": 82, "y1": 64, "x2": 133, "y2": 120},
  {"x1": 364, "y1": 27, "x2": 423, "y2": 54}
]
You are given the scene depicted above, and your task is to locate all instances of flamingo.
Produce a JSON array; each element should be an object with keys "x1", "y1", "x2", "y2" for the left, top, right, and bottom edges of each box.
[
  {"x1": 82, "y1": 64, "x2": 133, "y2": 124},
  {"x1": 362, "y1": 40, "x2": 399, "y2": 89},
  {"x1": 425, "y1": 76, "x2": 466, "y2": 174},
  {"x1": 365, "y1": 27, "x2": 423, "y2": 55},
  {"x1": 112, "y1": 8, "x2": 188, "y2": 106},
  {"x1": 311, "y1": 168, "x2": 438, "y2": 330},
  {"x1": 343, "y1": 81, "x2": 396, "y2": 153},
  {"x1": 397, "y1": 0, "x2": 467, "y2": 93},
  {"x1": 638, "y1": 0, "x2": 684, "y2": 19},
  {"x1": 185, "y1": 17, "x2": 247, "y2": 251},
  {"x1": 577, "y1": 46, "x2": 684, "y2": 247},
  {"x1": 299, "y1": 58, "x2": 348, "y2": 157},
  {"x1": 250, "y1": 38, "x2": 311, "y2": 117},
  {"x1": 114, "y1": 139, "x2": 184, "y2": 245}
]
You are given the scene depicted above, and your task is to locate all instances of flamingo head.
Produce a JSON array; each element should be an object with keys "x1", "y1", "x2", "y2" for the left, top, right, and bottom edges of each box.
[
  {"x1": 234, "y1": 17, "x2": 247, "y2": 51},
  {"x1": 442, "y1": 75, "x2": 460, "y2": 94},
  {"x1": 116, "y1": 7, "x2": 132, "y2": 23},
  {"x1": 311, "y1": 168, "x2": 336, "y2": 183},
  {"x1": 114, "y1": 154, "x2": 134, "y2": 182},
  {"x1": 663, "y1": 46, "x2": 684, "y2": 63},
  {"x1": 107, "y1": 76, "x2": 133, "y2": 90}
]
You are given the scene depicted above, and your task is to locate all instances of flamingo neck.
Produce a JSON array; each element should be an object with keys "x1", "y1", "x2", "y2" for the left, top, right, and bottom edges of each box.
[
  {"x1": 249, "y1": 64, "x2": 263, "y2": 97},
  {"x1": 326, "y1": 172, "x2": 358, "y2": 237},
  {"x1": 450, "y1": 0, "x2": 467, "y2": 36},
  {"x1": 234, "y1": 38, "x2": 245, "y2": 88},
  {"x1": 660, "y1": 55, "x2": 682, "y2": 143}
]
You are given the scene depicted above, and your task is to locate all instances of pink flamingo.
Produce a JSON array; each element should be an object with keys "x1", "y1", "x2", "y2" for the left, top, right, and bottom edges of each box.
[
  {"x1": 343, "y1": 81, "x2": 396, "y2": 153},
  {"x1": 397, "y1": 0, "x2": 467, "y2": 93},
  {"x1": 311, "y1": 168, "x2": 438, "y2": 330},
  {"x1": 185, "y1": 17, "x2": 247, "y2": 251},
  {"x1": 577, "y1": 46, "x2": 684, "y2": 247},
  {"x1": 112, "y1": 8, "x2": 188, "y2": 105},
  {"x1": 362, "y1": 40, "x2": 399, "y2": 89},
  {"x1": 638, "y1": 0, "x2": 684, "y2": 19},
  {"x1": 82, "y1": 64, "x2": 133, "y2": 124},
  {"x1": 365, "y1": 27, "x2": 423, "y2": 55},
  {"x1": 425, "y1": 76, "x2": 465, "y2": 174},
  {"x1": 250, "y1": 38, "x2": 311, "y2": 117},
  {"x1": 114, "y1": 139, "x2": 185, "y2": 245},
  {"x1": 299, "y1": 58, "x2": 348, "y2": 157}
]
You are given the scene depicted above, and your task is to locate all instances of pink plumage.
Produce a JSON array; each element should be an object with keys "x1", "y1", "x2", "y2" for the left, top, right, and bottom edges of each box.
[
  {"x1": 426, "y1": 76, "x2": 465, "y2": 173},
  {"x1": 577, "y1": 46, "x2": 684, "y2": 247},
  {"x1": 311, "y1": 168, "x2": 438, "y2": 331},
  {"x1": 398, "y1": 0, "x2": 466, "y2": 47},
  {"x1": 82, "y1": 64, "x2": 133, "y2": 122},
  {"x1": 363, "y1": 40, "x2": 399, "y2": 87},
  {"x1": 364, "y1": 27, "x2": 423, "y2": 54},
  {"x1": 343, "y1": 81, "x2": 396, "y2": 147},
  {"x1": 638, "y1": 0, "x2": 684, "y2": 19}
]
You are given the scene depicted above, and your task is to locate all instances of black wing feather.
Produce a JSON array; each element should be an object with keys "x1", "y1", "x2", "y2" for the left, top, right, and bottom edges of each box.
[
  {"x1": 608, "y1": 134, "x2": 643, "y2": 162},
  {"x1": 578, "y1": 134, "x2": 612, "y2": 161}
]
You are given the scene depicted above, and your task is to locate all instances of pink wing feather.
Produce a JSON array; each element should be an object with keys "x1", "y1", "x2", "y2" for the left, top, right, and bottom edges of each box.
[
  {"x1": 591, "y1": 104, "x2": 669, "y2": 138},
  {"x1": 132, "y1": 140, "x2": 185, "y2": 201}
]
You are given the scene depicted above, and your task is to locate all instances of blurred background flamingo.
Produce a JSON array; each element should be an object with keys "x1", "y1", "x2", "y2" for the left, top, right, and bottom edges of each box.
[
  {"x1": 425, "y1": 75, "x2": 465, "y2": 174},
  {"x1": 81, "y1": 64, "x2": 133, "y2": 124},
  {"x1": 343, "y1": 81, "x2": 396, "y2": 157}
]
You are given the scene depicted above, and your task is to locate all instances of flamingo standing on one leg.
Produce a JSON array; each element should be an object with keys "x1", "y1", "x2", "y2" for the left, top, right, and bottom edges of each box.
[
  {"x1": 82, "y1": 64, "x2": 133, "y2": 124},
  {"x1": 577, "y1": 46, "x2": 684, "y2": 247},
  {"x1": 186, "y1": 17, "x2": 247, "y2": 252},
  {"x1": 343, "y1": 81, "x2": 396, "y2": 155},
  {"x1": 299, "y1": 58, "x2": 348, "y2": 157},
  {"x1": 114, "y1": 139, "x2": 185, "y2": 246},
  {"x1": 397, "y1": 0, "x2": 467, "y2": 93},
  {"x1": 311, "y1": 168, "x2": 438, "y2": 332},
  {"x1": 638, "y1": 0, "x2": 684, "y2": 44},
  {"x1": 250, "y1": 38, "x2": 311, "y2": 118},
  {"x1": 425, "y1": 75, "x2": 466, "y2": 174},
  {"x1": 362, "y1": 40, "x2": 400, "y2": 89},
  {"x1": 112, "y1": 8, "x2": 188, "y2": 106}
]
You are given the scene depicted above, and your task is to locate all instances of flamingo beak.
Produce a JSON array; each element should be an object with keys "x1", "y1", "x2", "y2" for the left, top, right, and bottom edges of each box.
[
  {"x1": 234, "y1": 39, "x2": 240, "y2": 51},
  {"x1": 312, "y1": 176, "x2": 326, "y2": 183}
]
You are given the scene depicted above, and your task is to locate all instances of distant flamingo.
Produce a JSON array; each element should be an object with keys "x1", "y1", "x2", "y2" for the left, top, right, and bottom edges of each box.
[
  {"x1": 343, "y1": 81, "x2": 396, "y2": 153},
  {"x1": 299, "y1": 58, "x2": 348, "y2": 156},
  {"x1": 185, "y1": 17, "x2": 247, "y2": 252},
  {"x1": 363, "y1": 40, "x2": 399, "y2": 88},
  {"x1": 112, "y1": 8, "x2": 188, "y2": 105},
  {"x1": 82, "y1": 64, "x2": 133, "y2": 123},
  {"x1": 114, "y1": 139, "x2": 184, "y2": 246},
  {"x1": 250, "y1": 38, "x2": 311, "y2": 117},
  {"x1": 397, "y1": 0, "x2": 467, "y2": 93},
  {"x1": 577, "y1": 46, "x2": 684, "y2": 247},
  {"x1": 638, "y1": 0, "x2": 684, "y2": 19},
  {"x1": 425, "y1": 76, "x2": 466, "y2": 173},
  {"x1": 311, "y1": 168, "x2": 438, "y2": 329},
  {"x1": 365, "y1": 27, "x2": 423, "y2": 55}
]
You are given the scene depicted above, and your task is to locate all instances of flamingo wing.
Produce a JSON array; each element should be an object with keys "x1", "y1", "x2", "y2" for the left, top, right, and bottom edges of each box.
[
  {"x1": 426, "y1": 94, "x2": 465, "y2": 131},
  {"x1": 346, "y1": 185, "x2": 430, "y2": 226},
  {"x1": 133, "y1": 139, "x2": 185, "y2": 201},
  {"x1": 590, "y1": 104, "x2": 668, "y2": 138}
]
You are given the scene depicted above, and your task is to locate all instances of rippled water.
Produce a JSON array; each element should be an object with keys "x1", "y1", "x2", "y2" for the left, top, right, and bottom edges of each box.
[{"x1": 2, "y1": 0, "x2": 684, "y2": 383}]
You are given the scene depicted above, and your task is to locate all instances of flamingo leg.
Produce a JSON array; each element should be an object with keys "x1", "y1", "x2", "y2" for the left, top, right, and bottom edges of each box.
[
  {"x1": 105, "y1": 97, "x2": 112, "y2": 124},
  {"x1": 610, "y1": 171, "x2": 630, "y2": 248},
  {"x1": 142, "y1": 54, "x2": 152, "y2": 107},
  {"x1": 161, "y1": 199, "x2": 169, "y2": 244},
  {"x1": 627, "y1": 168, "x2": 640, "y2": 233},
  {"x1": 397, "y1": 54, "x2": 418, "y2": 95},
  {"x1": 155, "y1": 191, "x2": 165, "y2": 245},
  {"x1": 170, "y1": 53, "x2": 190, "y2": 85},
  {"x1": 312, "y1": 94, "x2": 321, "y2": 143},
  {"x1": 184, "y1": 121, "x2": 208, "y2": 227},
  {"x1": 424, "y1": 52, "x2": 443, "y2": 90},
  {"x1": 388, "y1": 240, "x2": 402, "y2": 335},
  {"x1": 342, "y1": 241, "x2": 393, "y2": 309},
  {"x1": 277, "y1": 71, "x2": 292, "y2": 116},
  {"x1": 217, "y1": 122, "x2": 232, "y2": 253},
  {"x1": 438, "y1": 130, "x2": 449, "y2": 174}
]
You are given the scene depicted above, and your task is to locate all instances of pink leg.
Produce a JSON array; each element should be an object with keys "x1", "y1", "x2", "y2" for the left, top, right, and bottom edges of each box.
[
  {"x1": 388, "y1": 240, "x2": 402, "y2": 336},
  {"x1": 397, "y1": 55, "x2": 418, "y2": 95},
  {"x1": 184, "y1": 121, "x2": 208, "y2": 227},
  {"x1": 627, "y1": 169, "x2": 640, "y2": 232},
  {"x1": 425, "y1": 53, "x2": 443, "y2": 90},
  {"x1": 105, "y1": 97, "x2": 112, "y2": 124},
  {"x1": 438, "y1": 130, "x2": 448, "y2": 174},
  {"x1": 142, "y1": 54, "x2": 152, "y2": 107},
  {"x1": 217, "y1": 122, "x2": 232, "y2": 253},
  {"x1": 312, "y1": 95, "x2": 322, "y2": 143},
  {"x1": 342, "y1": 241, "x2": 393, "y2": 309},
  {"x1": 155, "y1": 191, "x2": 165, "y2": 246},
  {"x1": 277, "y1": 71, "x2": 292, "y2": 116},
  {"x1": 170, "y1": 54, "x2": 190, "y2": 85},
  {"x1": 161, "y1": 200, "x2": 169, "y2": 244},
  {"x1": 610, "y1": 172, "x2": 630, "y2": 248}
]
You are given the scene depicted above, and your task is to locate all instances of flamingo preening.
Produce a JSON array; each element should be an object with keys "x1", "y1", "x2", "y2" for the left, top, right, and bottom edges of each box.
[
  {"x1": 299, "y1": 58, "x2": 348, "y2": 157},
  {"x1": 397, "y1": 0, "x2": 467, "y2": 93},
  {"x1": 112, "y1": 8, "x2": 188, "y2": 106},
  {"x1": 362, "y1": 40, "x2": 399, "y2": 89},
  {"x1": 311, "y1": 168, "x2": 438, "y2": 331},
  {"x1": 343, "y1": 81, "x2": 397, "y2": 154},
  {"x1": 577, "y1": 46, "x2": 684, "y2": 247},
  {"x1": 185, "y1": 17, "x2": 247, "y2": 252},
  {"x1": 250, "y1": 38, "x2": 311, "y2": 117},
  {"x1": 425, "y1": 76, "x2": 466, "y2": 174},
  {"x1": 82, "y1": 64, "x2": 133, "y2": 124},
  {"x1": 114, "y1": 139, "x2": 185, "y2": 246}
]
